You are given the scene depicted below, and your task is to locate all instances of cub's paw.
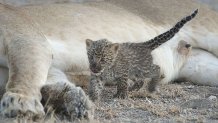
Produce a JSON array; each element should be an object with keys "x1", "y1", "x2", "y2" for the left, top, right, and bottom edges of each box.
[
  {"x1": 0, "y1": 92, "x2": 44, "y2": 120},
  {"x1": 62, "y1": 86, "x2": 94, "y2": 121},
  {"x1": 128, "y1": 81, "x2": 144, "y2": 92},
  {"x1": 88, "y1": 78, "x2": 104, "y2": 102}
]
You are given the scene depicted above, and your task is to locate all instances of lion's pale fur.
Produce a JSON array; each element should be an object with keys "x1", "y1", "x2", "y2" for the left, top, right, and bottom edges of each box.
[
  {"x1": 0, "y1": 0, "x2": 218, "y2": 119},
  {"x1": 20, "y1": 0, "x2": 218, "y2": 86},
  {"x1": 0, "y1": 0, "x2": 218, "y2": 87},
  {"x1": 179, "y1": 49, "x2": 218, "y2": 86},
  {"x1": 0, "y1": 0, "x2": 217, "y2": 91}
]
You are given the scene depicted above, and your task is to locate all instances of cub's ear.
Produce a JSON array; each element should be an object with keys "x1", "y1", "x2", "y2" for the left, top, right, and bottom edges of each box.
[
  {"x1": 86, "y1": 39, "x2": 93, "y2": 48},
  {"x1": 110, "y1": 43, "x2": 119, "y2": 53}
]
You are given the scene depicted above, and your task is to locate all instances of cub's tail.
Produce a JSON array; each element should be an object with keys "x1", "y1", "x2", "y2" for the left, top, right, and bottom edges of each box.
[{"x1": 145, "y1": 9, "x2": 198, "y2": 50}]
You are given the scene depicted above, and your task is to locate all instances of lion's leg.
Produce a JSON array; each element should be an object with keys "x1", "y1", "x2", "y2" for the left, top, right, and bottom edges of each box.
[
  {"x1": 41, "y1": 68, "x2": 93, "y2": 121},
  {"x1": 0, "y1": 39, "x2": 52, "y2": 119},
  {"x1": 0, "y1": 66, "x2": 8, "y2": 98},
  {"x1": 187, "y1": 30, "x2": 218, "y2": 57},
  {"x1": 178, "y1": 49, "x2": 218, "y2": 86}
]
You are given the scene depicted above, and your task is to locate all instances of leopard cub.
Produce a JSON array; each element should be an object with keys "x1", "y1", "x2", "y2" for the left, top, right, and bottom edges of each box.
[{"x1": 87, "y1": 10, "x2": 197, "y2": 100}]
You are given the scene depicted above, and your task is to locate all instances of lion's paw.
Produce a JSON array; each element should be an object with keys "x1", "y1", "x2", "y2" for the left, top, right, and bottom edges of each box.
[
  {"x1": 0, "y1": 92, "x2": 44, "y2": 120},
  {"x1": 41, "y1": 83, "x2": 94, "y2": 121},
  {"x1": 62, "y1": 86, "x2": 94, "y2": 121}
]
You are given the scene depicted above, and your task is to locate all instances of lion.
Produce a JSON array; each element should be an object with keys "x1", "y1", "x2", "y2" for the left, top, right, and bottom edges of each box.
[{"x1": 0, "y1": 0, "x2": 218, "y2": 121}]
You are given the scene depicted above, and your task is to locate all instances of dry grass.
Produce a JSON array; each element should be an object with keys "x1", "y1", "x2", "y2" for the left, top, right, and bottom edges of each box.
[
  {"x1": 0, "y1": 82, "x2": 216, "y2": 123},
  {"x1": 92, "y1": 82, "x2": 218, "y2": 122},
  {"x1": 0, "y1": 82, "x2": 217, "y2": 123}
]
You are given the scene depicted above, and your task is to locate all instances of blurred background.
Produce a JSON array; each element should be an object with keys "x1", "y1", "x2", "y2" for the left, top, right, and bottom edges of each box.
[
  {"x1": 0, "y1": 0, "x2": 218, "y2": 12},
  {"x1": 199, "y1": 0, "x2": 218, "y2": 11}
]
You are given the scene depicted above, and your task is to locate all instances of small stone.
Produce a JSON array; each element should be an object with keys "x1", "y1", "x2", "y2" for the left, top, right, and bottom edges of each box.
[
  {"x1": 186, "y1": 85, "x2": 194, "y2": 89},
  {"x1": 208, "y1": 95, "x2": 217, "y2": 101},
  {"x1": 183, "y1": 109, "x2": 187, "y2": 114},
  {"x1": 190, "y1": 95, "x2": 200, "y2": 99},
  {"x1": 207, "y1": 108, "x2": 212, "y2": 112}
]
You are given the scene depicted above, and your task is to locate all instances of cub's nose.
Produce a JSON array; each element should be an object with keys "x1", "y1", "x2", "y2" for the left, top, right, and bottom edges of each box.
[
  {"x1": 91, "y1": 68, "x2": 98, "y2": 73},
  {"x1": 185, "y1": 44, "x2": 191, "y2": 48}
]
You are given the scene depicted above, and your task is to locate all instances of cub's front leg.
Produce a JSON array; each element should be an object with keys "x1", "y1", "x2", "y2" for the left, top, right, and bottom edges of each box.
[
  {"x1": 128, "y1": 79, "x2": 144, "y2": 92},
  {"x1": 0, "y1": 39, "x2": 52, "y2": 120},
  {"x1": 88, "y1": 75, "x2": 105, "y2": 101},
  {"x1": 114, "y1": 76, "x2": 128, "y2": 99}
]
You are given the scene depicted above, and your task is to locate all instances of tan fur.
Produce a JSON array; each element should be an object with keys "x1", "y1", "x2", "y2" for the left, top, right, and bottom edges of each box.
[{"x1": 0, "y1": 0, "x2": 218, "y2": 119}]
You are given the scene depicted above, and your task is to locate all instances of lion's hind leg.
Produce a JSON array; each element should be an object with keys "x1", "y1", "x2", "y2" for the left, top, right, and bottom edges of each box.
[
  {"x1": 41, "y1": 68, "x2": 94, "y2": 121},
  {"x1": 0, "y1": 66, "x2": 8, "y2": 98}
]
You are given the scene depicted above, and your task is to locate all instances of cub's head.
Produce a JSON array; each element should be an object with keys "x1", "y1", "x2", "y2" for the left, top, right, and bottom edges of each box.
[{"x1": 86, "y1": 39, "x2": 119, "y2": 73}]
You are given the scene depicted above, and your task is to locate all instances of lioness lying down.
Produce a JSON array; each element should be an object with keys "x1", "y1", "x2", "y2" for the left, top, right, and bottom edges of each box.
[{"x1": 0, "y1": 0, "x2": 218, "y2": 121}]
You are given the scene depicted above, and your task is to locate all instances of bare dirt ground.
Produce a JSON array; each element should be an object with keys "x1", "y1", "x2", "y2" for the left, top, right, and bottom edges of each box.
[
  {"x1": 92, "y1": 82, "x2": 218, "y2": 123},
  {"x1": 0, "y1": 81, "x2": 217, "y2": 123}
]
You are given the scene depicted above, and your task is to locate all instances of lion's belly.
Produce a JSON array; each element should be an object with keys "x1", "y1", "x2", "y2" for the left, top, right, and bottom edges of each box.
[
  {"x1": 23, "y1": 2, "x2": 218, "y2": 85},
  {"x1": 24, "y1": 2, "x2": 161, "y2": 74},
  {"x1": 48, "y1": 39, "x2": 89, "y2": 72}
]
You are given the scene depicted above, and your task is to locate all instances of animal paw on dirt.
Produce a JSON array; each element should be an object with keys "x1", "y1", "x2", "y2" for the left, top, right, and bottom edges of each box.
[
  {"x1": 113, "y1": 91, "x2": 128, "y2": 99},
  {"x1": 41, "y1": 83, "x2": 94, "y2": 121},
  {"x1": 0, "y1": 92, "x2": 45, "y2": 120},
  {"x1": 63, "y1": 86, "x2": 94, "y2": 121}
]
